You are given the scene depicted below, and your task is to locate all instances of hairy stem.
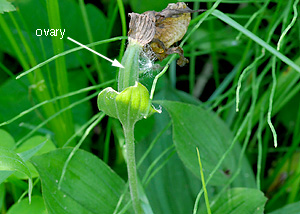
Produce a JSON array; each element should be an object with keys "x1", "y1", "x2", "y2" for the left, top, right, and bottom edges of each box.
[{"x1": 124, "y1": 125, "x2": 142, "y2": 214}]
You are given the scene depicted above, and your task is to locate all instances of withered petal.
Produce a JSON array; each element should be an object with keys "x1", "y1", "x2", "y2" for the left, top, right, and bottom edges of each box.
[
  {"x1": 128, "y1": 12, "x2": 156, "y2": 46},
  {"x1": 127, "y1": 2, "x2": 204, "y2": 66}
]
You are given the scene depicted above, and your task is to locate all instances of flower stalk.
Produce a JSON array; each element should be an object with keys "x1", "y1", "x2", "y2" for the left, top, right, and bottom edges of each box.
[
  {"x1": 116, "y1": 13, "x2": 157, "y2": 213},
  {"x1": 97, "y1": 3, "x2": 199, "y2": 213},
  {"x1": 124, "y1": 125, "x2": 142, "y2": 214},
  {"x1": 98, "y1": 9, "x2": 171, "y2": 214}
]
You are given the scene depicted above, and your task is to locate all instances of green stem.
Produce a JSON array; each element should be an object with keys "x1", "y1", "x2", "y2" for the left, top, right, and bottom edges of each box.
[
  {"x1": 103, "y1": 118, "x2": 112, "y2": 163},
  {"x1": 189, "y1": 1, "x2": 200, "y2": 94},
  {"x1": 78, "y1": 0, "x2": 103, "y2": 82},
  {"x1": 46, "y1": 0, "x2": 74, "y2": 146},
  {"x1": 208, "y1": 2, "x2": 219, "y2": 87},
  {"x1": 116, "y1": 39, "x2": 144, "y2": 213},
  {"x1": 117, "y1": 0, "x2": 127, "y2": 61},
  {"x1": 124, "y1": 125, "x2": 142, "y2": 214}
]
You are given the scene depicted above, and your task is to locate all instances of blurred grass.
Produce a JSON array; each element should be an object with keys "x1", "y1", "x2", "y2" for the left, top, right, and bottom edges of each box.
[
  {"x1": 0, "y1": 0, "x2": 300, "y2": 213},
  {"x1": 46, "y1": 0, "x2": 74, "y2": 147}
]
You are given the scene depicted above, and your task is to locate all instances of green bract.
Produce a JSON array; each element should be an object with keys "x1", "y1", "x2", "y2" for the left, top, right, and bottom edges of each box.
[{"x1": 97, "y1": 82, "x2": 158, "y2": 127}]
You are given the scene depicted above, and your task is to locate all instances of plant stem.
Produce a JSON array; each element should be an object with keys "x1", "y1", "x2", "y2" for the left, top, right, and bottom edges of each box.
[{"x1": 124, "y1": 125, "x2": 142, "y2": 214}]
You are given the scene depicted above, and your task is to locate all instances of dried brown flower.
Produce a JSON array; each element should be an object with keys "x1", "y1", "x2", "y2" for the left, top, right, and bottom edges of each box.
[
  {"x1": 128, "y1": 12, "x2": 156, "y2": 46},
  {"x1": 128, "y1": 2, "x2": 204, "y2": 66}
]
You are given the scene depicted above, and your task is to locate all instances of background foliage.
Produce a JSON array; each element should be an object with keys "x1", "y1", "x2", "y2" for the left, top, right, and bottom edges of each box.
[{"x1": 0, "y1": 0, "x2": 300, "y2": 213}]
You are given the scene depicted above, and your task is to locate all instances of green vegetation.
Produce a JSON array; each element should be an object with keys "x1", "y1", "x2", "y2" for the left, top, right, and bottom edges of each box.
[{"x1": 0, "y1": 0, "x2": 300, "y2": 213}]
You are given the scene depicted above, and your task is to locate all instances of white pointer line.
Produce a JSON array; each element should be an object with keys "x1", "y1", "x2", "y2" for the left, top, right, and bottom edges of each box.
[{"x1": 67, "y1": 37, "x2": 124, "y2": 68}]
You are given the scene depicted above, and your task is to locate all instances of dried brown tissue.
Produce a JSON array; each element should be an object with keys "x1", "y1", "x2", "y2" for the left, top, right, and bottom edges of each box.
[{"x1": 128, "y1": 2, "x2": 204, "y2": 67}]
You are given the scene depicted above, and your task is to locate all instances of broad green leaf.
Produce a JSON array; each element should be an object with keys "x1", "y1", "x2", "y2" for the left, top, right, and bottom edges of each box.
[
  {"x1": 136, "y1": 86, "x2": 202, "y2": 214},
  {"x1": 15, "y1": 136, "x2": 55, "y2": 157},
  {"x1": 137, "y1": 112, "x2": 201, "y2": 214},
  {"x1": 0, "y1": 0, "x2": 16, "y2": 14},
  {"x1": 158, "y1": 100, "x2": 255, "y2": 187},
  {"x1": 0, "y1": 137, "x2": 50, "y2": 183},
  {"x1": 31, "y1": 148, "x2": 133, "y2": 214},
  {"x1": 0, "y1": 77, "x2": 42, "y2": 141},
  {"x1": 0, "y1": 171, "x2": 13, "y2": 184},
  {"x1": 0, "y1": 129, "x2": 15, "y2": 149},
  {"x1": 0, "y1": 183, "x2": 4, "y2": 210},
  {"x1": 14, "y1": 136, "x2": 55, "y2": 179},
  {"x1": 268, "y1": 201, "x2": 300, "y2": 214},
  {"x1": 0, "y1": 147, "x2": 32, "y2": 201},
  {"x1": 7, "y1": 196, "x2": 47, "y2": 214},
  {"x1": 0, "y1": 147, "x2": 31, "y2": 178},
  {"x1": 198, "y1": 188, "x2": 267, "y2": 214}
]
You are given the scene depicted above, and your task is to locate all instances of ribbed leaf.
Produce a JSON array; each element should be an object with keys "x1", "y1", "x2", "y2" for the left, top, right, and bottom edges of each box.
[
  {"x1": 159, "y1": 100, "x2": 255, "y2": 187},
  {"x1": 0, "y1": 147, "x2": 32, "y2": 201},
  {"x1": 31, "y1": 148, "x2": 133, "y2": 214},
  {"x1": 268, "y1": 202, "x2": 300, "y2": 214},
  {"x1": 0, "y1": 129, "x2": 15, "y2": 149},
  {"x1": 7, "y1": 196, "x2": 47, "y2": 214},
  {"x1": 199, "y1": 188, "x2": 267, "y2": 214}
]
